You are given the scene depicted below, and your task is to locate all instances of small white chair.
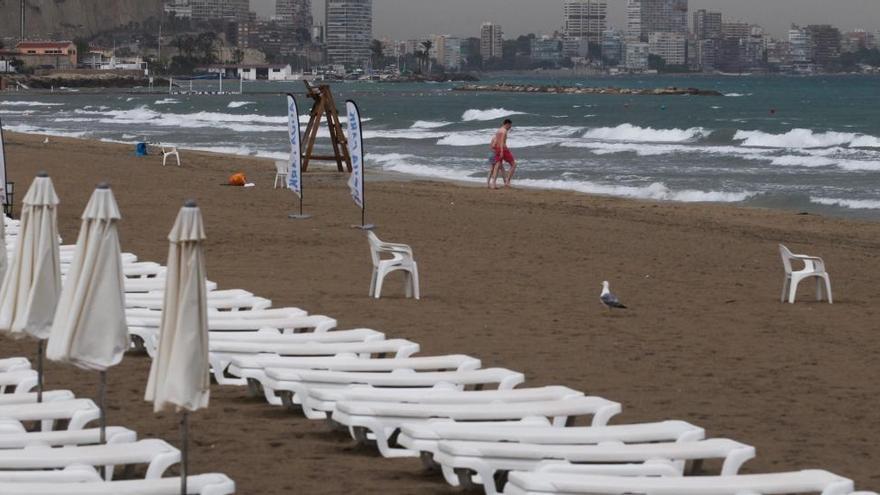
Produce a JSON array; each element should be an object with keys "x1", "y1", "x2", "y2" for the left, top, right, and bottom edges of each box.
[
  {"x1": 779, "y1": 244, "x2": 832, "y2": 304},
  {"x1": 367, "y1": 231, "x2": 420, "y2": 299},
  {"x1": 274, "y1": 161, "x2": 289, "y2": 189},
  {"x1": 161, "y1": 145, "x2": 180, "y2": 167}
]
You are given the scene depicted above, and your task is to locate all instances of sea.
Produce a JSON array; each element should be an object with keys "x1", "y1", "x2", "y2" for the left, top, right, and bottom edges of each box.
[{"x1": 2, "y1": 74, "x2": 880, "y2": 220}]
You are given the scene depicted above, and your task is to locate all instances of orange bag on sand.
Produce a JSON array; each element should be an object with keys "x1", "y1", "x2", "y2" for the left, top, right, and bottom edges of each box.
[{"x1": 228, "y1": 172, "x2": 247, "y2": 186}]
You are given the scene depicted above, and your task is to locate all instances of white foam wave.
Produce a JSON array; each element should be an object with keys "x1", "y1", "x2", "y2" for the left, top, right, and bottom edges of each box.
[
  {"x1": 770, "y1": 155, "x2": 837, "y2": 168},
  {"x1": 461, "y1": 108, "x2": 526, "y2": 122},
  {"x1": 724, "y1": 93, "x2": 751, "y2": 97},
  {"x1": 437, "y1": 126, "x2": 582, "y2": 148},
  {"x1": 4, "y1": 124, "x2": 88, "y2": 138},
  {"x1": 410, "y1": 120, "x2": 452, "y2": 129},
  {"x1": 154, "y1": 98, "x2": 179, "y2": 105},
  {"x1": 0, "y1": 101, "x2": 63, "y2": 107},
  {"x1": 227, "y1": 101, "x2": 255, "y2": 108},
  {"x1": 734, "y1": 128, "x2": 880, "y2": 149},
  {"x1": 811, "y1": 197, "x2": 880, "y2": 210},
  {"x1": 582, "y1": 124, "x2": 709, "y2": 143}
]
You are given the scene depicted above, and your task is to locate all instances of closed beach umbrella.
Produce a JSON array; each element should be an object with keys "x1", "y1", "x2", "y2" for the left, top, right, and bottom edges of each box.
[
  {"x1": 0, "y1": 214, "x2": 7, "y2": 286},
  {"x1": 47, "y1": 183, "x2": 128, "y2": 371},
  {"x1": 144, "y1": 200, "x2": 209, "y2": 495},
  {"x1": 0, "y1": 172, "x2": 61, "y2": 402}
]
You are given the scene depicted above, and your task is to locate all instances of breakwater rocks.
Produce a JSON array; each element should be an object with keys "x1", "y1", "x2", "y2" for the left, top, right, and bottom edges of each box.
[{"x1": 454, "y1": 83, "x2": 724, "y2": 97}]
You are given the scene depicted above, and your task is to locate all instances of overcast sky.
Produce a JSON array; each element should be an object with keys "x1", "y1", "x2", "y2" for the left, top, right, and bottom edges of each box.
[{"x1": 251, "y1": 0, "x2": 879, "y2": 39}]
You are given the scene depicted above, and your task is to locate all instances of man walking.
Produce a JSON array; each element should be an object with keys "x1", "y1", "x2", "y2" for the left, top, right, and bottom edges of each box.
[{"x1": 487, "y1": 119, "x2": 516, "y2": 189}]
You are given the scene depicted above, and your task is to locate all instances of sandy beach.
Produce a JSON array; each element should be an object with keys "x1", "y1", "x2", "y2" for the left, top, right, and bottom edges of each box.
[{"x1": 1, "y1": 131, "x2": 879, "y2": 493}]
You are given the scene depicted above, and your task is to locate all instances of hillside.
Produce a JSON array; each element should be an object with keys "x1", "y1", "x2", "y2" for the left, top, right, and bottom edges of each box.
[{"x1": 0, "y1": 0, "x2": 162, "y2": 40}]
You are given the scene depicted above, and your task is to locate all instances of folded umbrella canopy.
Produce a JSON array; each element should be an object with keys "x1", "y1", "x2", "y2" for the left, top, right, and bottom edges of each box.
[
  {"x1": 47, "y1": 184, "x2": 128, "y2": 371},
  {"x1": 0, "y1": 173, "x2": 61, "y2": 402},
  {"x1": 144, "y1": 200, "x2": 210, "y2": 495},
  {"x1": 0, "y1": 214, "x2": 7, "y2": 285}
]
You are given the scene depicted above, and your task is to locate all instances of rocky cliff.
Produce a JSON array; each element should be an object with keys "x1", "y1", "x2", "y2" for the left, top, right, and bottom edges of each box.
[{"x1": 0, "y1": 0, "x2": 163, "y2": 40}]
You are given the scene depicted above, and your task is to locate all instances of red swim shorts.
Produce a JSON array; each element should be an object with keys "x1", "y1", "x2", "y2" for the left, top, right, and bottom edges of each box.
[{"x1": 492, "y1": 147, "x2": 515, "y2": 165}]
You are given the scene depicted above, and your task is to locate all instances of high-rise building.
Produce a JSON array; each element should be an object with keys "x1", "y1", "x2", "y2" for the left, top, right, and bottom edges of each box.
[
  {"x1": 600, "y1": 28, "x2": 624, "y2": 65},
  {"x1": 325, "y1": 0, "x2": 373, "y2": 68},
  {"x1": 788, "y1": 25, "x2": 811, "y2": 64},
  {"x1": 627, "y1": 0, "x2": 688, "y2": 42},
  {"x1": 806, "y1": 25, "x2": 841, "y2": 69},
  {"x1": 649, "y1": 31, "x2": 686, "y2": 65},
  {"x1": 721, "y1": 22, "x2": 751, "y2": 40},
  {"x1": 624, "y1": 41, "x2": 649, "y2": 69},
  {"x1": 480, "y1": 22, "x2": 503, "y2": 61},
  {"x1": 165, "y1": 0, "x2": 193, "y2": 18},
  {"x1": 276, "y1": 0, "x2": 313, "y2": 34},
  {"x1": 562, "y1": 0, "x2": 608, "y2": 46},
  {"x1": 191, "y1": 0, "x2": 249, "y2": 21},
  {"x1": 433, "y1": 35, "x2": 462, "y2": 70},
  {"x1": 692, "y1": 9, "x2": 721, "y2": 40}
]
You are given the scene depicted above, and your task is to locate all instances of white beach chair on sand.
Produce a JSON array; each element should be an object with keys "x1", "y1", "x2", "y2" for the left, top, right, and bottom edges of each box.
[
  {"x1": 0, "y1": 465, "x2": 103, "y2": 483},
  {"x1": 0, "y1": 399, "x2": 100, "y2": 431},
  {"x1": 162, "y1": 145, "x2": 181, "y2": 167},
  {"x1": 274, "y1": 160, "x2": 289, "y2": 189},
  {"x1": 125, "y1": 289, "x2": 271, "y2": 312},
  {"x1": 433, "y1": 438, "x2": 755, "y2": 495},
  {"x1": 229, "y1": 353, "x2": 478, "y2": 406},
  {"x1": 367, "y1": 231, "x2": 420, "y2": 299},
  {"x1": 124, "y1": 278, "x2": 217, "y2": 294},
  {"x1": 779, "y1": 244, "x2": 833, "y2": 304},
  {"x1": 0, "y1": 473, "x2": 235, "y2": 494},
  {"x1": 0, "y1": 439, "x2": 179, "y2": 481},
  {"x1": 331, "y1": 395, "x2": 621, "y2": 459},
  {"x1": 501, "y1": 469, "x2": 874, "y2": 495},
  {"x1": 0, "y1": 426, "x2": 136, "y2": 449},
  {"x1": 266, "y1": 367, "x2": 522, "y2": 420}
]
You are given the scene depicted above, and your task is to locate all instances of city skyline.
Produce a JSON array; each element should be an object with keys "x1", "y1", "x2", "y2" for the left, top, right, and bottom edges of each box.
[{"x1": 251, "y1": 0, "x2": 880, "y2": 39}]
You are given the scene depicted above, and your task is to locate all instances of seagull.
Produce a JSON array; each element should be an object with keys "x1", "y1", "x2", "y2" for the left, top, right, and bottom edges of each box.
[
  {"x1": 42, "y1": 137, "x2": 49, "y2": 144},
  {"x1": 600, "y1": 281, "x2": 627, "y2": 310}
]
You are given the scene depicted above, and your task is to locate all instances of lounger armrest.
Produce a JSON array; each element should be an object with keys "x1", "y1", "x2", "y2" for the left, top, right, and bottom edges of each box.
[{"x1": 377, "y1": 243, "x2": 413, "y2": 255}]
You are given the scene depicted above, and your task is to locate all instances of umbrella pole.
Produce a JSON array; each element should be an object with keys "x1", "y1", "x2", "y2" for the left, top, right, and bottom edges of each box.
[
  {"x1": 36, "y1": 340, "x2": 44, "y2": 403},
  {"x1": 180, "y1": 411, "x2": 189, "y2": 495},
  {"x1": 99, "y1": 370, "x2": 107, "y2": 479}
]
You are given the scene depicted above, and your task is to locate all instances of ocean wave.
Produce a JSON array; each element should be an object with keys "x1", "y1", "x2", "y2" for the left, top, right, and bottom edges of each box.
[
  {"x1": 0, "y1": 101, "x2": 63, "y2": 107},
  {"x1": 154, "y1": 98, "x2": 179, "y2": 105},
  {"x1": 724, "y1": 93, "x2": 751, "y2": 97},
  {"x1": 4, "y1": 123, "x2": 88, "y2": 138},
  {"x1": 734, "y1": 128, "x2": 880, "y2": 149},
  {"x1": 582, "y1": 124, "x2": 709, "y2": 143},
  {"x1": 363, "y1": 129, "x2": 447, "y2": 140},
  {"x1": 437, "y1": 126, "x2": 582, "y2": 148},
  {"x1": 461, "y1": 108, "x2": 527, "y2": 122},
  {"x1": 811, "y1": 197, "x2": 880, "y2": 210},
  {"x1": 770, "y1": 155, "x2": 837, "y2": 168},
  {"x1": 410, "y1": 120, "x2": 452, "y2": 129},
  {"x1": 228, "y1": 101, "x2": 255, "y2": 108}
]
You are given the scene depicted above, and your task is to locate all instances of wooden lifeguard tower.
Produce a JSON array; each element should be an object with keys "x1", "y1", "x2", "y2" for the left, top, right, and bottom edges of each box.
[{"x1": 300, "y1": 82, "x2": 352, "y2": 173}]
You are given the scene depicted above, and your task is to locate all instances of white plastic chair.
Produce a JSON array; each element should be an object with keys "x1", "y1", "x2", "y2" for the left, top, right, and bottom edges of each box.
[
  {"x1": 367, "y1": 231, "x2": 420, "y2": 299},
  {"x1": 161, "y1": 146, "x2": 180, "y2": 167},
  {"x1": 274, "y1": 161, "x2": 289, "y2": 189},
  {"x1": 779, "y1": 244, "x2": 832, "y2": 304}
]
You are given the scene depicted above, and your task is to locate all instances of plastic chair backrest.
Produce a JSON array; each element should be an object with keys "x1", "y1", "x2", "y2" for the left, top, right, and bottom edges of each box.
[
  {"x1": 778, "y1": 244, "x2": 794, "y2": 275},
  {"x1": 274, "y1": 161, "x2": 288, "y2": 175},
  {"x1": 366, "y1": 231, "x2": 382, "y2": 267}
]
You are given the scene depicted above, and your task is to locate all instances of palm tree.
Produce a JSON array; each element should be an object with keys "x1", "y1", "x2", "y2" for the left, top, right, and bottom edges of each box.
[
  {"x1": 370, "y1": 39, "x2": 385, "y2": 70},
  {"x1": 420, "y1": 40, "x2": 433, "y2": 73}
]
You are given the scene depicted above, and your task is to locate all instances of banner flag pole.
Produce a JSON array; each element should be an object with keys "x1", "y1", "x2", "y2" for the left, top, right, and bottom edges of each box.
[{"x1": 286, "y1": 93, "x2": 310, "y2": 220}]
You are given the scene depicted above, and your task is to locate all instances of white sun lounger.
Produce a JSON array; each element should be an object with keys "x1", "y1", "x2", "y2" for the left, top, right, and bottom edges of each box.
[
  {"x1": 0, "y1": 358, "x2": 31, "y2": 372},
  {"x1": 120, "y1": 262, "x2": 166, "y2": 279},
  {"x1": 214, "y1": 329, "x2": 387, "y2": 386},
  {"x1": 265, "y1": 366, "x2": 521, "y2": 419},
  {"x1": 435, "y1": 438, "x2": 756, "y2": 495},
  {"x1": 0, "y1": 369, "x2": 38, "y2": 394},
  {"x1": 125, "y1": 289, "x2": 270, "y2": 312},
  {"x1": 124, "y1": 278, "x2": 217, "y2": 294},
  {"x1": 229, "y1": 353, "x2": 477, "y2": 403},
  {"x1": 0, "y1": 426, "x2": 136, "y2": 449},
  {"x1": 0, "y1": 473, "x2": 235, "y2": 494},
  {"x1": 331, "y1": 396, "x2": 621, "y2": 458},
  {"x1": 0, "y1": 399, "x2": 100, "y2": 431},
  {"x1": 0, "y1": 438, "x2": 179, "y2": 480},
  {"x1": 0, "y1": 465, "x2": 103, "y2": 483},
  {"x1": 501, "y1": 469, "x2": 871, "y2": 495},
  {"x1": 305, "y1": 385, "x2": 584, "y2": 423},
  {"x1": 0, "y1": 390, "x2": 74, "y2": 407},
  {"x1": 126, "y1": 307, "x2": 307, "y2": 322}
]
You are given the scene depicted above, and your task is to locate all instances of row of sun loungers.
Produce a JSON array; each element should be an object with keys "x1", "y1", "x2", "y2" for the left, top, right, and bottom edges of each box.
[{"x1": 2, "y1": 219, "x2": 875, "y2": 495}]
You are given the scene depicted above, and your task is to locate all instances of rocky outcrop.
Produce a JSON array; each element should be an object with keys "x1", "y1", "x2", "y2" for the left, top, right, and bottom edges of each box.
[
  {"x1": 454, "y1": 83, "x2": 724, "y2": 97},
  {"x1": 0, "y1": 0, "x2": 162, "y2": 39}
]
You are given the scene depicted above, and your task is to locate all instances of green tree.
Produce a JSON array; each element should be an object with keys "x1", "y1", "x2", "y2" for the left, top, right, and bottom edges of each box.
[
  {"x1": 420, "y1": 40, "x2": 433, "y2": 72},
  {"x1": 370, "y1": 39, "x2": 385, "y2": 69}
]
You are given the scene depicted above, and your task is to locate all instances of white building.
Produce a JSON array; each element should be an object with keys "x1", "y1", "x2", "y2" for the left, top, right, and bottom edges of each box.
[
  {"x1": 433, "y1": 35, "x2": 462, "y2": 70},
  {"x1": 625, "y1": 41, "x2": 649, "y2": 69},
  {"x1": 648, "y1": 31, "x2": 687, "y2": 65},
  {"x1": 325, "y1": 0, "x2": 373, "y2": 68},
  {"x1": 563, "y1": 0, "x2": 608, "y2": 46},
  {"x1": 480, "y1": 22, "x2": 503, "y2": 60},
  {"x1": 788, "y1": 25, "x2": 811, "y2": 63},
  {"x1": 164, "y1": 0, "x2": 193, "y2": 18}
]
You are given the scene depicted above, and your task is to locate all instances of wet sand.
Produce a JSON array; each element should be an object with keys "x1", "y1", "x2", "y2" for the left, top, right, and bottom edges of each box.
[{"x1": 2, "y1": 131, "x2": 879, "y2": 493}]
